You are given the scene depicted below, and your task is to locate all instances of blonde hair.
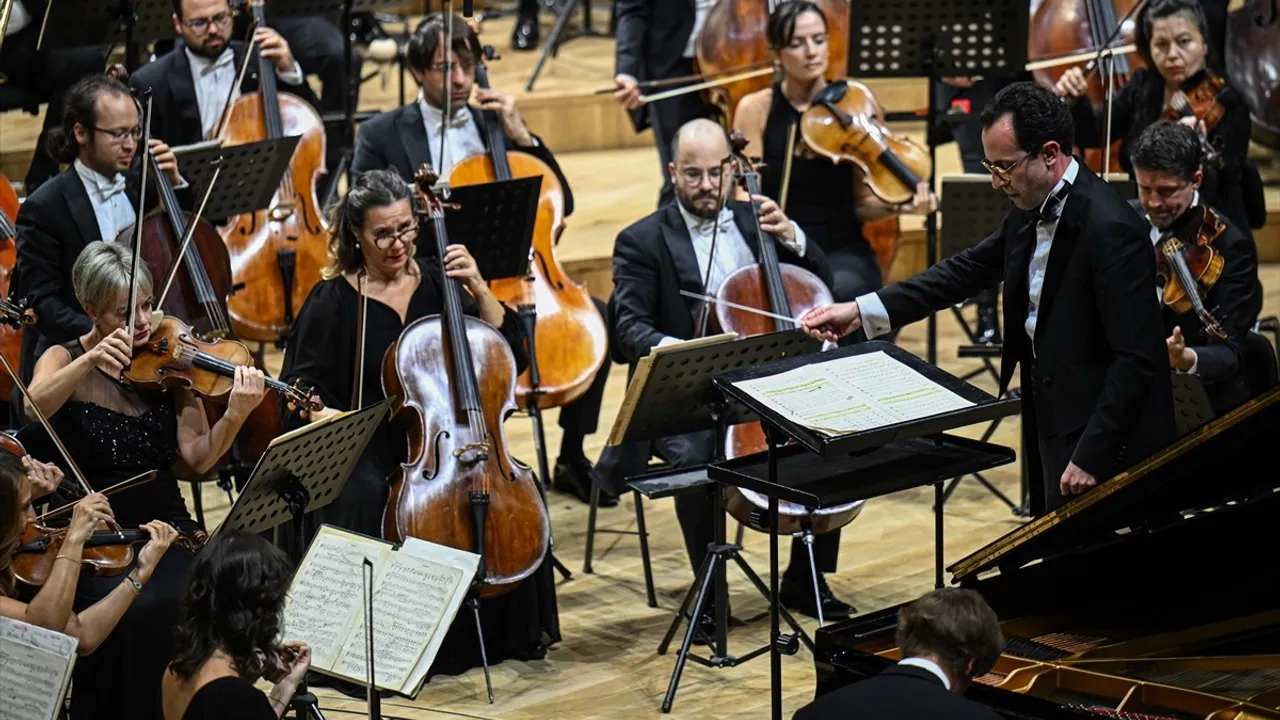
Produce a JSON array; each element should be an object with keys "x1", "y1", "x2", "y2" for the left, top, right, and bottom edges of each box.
[{"x1": 72, "y1": 241, "x2": 154, "y2": 313}]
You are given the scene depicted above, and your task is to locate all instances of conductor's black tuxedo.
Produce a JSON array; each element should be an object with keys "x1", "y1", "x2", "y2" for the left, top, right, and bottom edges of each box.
[
  {"x1": 1128, "y1": 198, "x2": 1263, "y2": 415},
  {"x1": 596, "y1": 200, "x2": 838, "y2": 579},
  {"x1": 350, "y1": 102, "x2": 575, "y2": 217},
  {"x1": 868, "y1": 162, "x2": 1175, "y2": 513},
  {"x1": 793, "y1": 664, "x2": 1004, "y2": 720},
  {"x1": 129, "y1": 41, "x2": 322, "y2": 150}
]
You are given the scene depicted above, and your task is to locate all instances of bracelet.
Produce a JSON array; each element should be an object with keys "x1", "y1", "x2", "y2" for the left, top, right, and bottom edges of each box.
[
  {"x1": 54, "y1": 554, "x2": 83, "y2": 565},
  {"x1": 124, "y1": 574, "x2": 143, "y2": 597}
]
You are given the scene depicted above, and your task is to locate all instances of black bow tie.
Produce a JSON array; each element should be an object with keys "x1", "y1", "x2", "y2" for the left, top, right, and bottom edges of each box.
[{"x1": 1035, "y1": 182, "x2": 1071, "y2": 224}]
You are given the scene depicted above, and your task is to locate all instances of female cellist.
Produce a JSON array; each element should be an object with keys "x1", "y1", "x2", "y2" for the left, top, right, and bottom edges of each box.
[
  {"x1": 1054, "y1": 0, "x2": 1262, "y2": 233},
  {"x1": 24, "y1": 241, "x2": 267, "y2": 720},
  {"x1": 279, "y1": 169, "x2": 558, "y2": 683},
  {"x1": 732, "y1": 1, "x2": 935, "y2": 342}
]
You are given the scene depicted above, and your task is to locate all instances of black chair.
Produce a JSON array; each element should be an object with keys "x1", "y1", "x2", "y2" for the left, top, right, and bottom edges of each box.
[
  {"x1": 0, "y1": 84, "x2": 41, "y2": 116},
  {"x1": 1244, "y1": 329, "x2": 1278, "y2": 397}
]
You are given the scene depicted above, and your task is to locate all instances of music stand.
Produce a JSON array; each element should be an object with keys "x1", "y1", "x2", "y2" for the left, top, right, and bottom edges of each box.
[
  {"x1": 525, "y1": 0, "x2": 608, "y2": 92},
  {"x1": 712, "y1": 340, "x2": 1020, "y2": 719},
  {"x1": 35, "y1": 0, "x2": 175, "y2": 69},
  {"x1": 1172, "y1": 374, "x2": 1215, "y2": 436},
  {"x1": 215, "y1": 400, "x2": 389, "y2": 720},
  {"x1": 604, "y1": 330, "x2": 825, "y2": 713},
  {"x1": 171, "y1": 137, "x2": 302, "y2": 221},
  {"x1": 435, "y1": 177, "x2": 541, "y2": 281}
]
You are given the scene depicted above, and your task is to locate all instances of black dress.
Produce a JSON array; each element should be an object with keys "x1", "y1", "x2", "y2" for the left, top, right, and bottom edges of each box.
[
  {"x1": 759, "y1": 82, "x2": 881, "y2": 304},
  {"x1": 49, "y1": 340, "x2": 198, "y2": 720},
  {"x1": 279, "y1": 257, "x2": 560, "y2": 678},
  {"x1": 181, "y1": 677, "x2": 275, "y2": 720}
]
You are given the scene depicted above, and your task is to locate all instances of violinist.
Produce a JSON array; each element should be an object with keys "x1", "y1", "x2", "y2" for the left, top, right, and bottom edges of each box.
[
  {"x1": 0, "y1": 452, "x2": 179, "y2": 653},
  {"x1": 352, "y1": 14, "x2": 614, "y2": 506},
  {"x1": 129, "y1": 0, "x2": 317, "y2": 148},
  {"x1": 280, "y1": 169, "x2": 558, "y2": 681},
  {"x1": 1053, "y1": 0, "x2": 1264, "y2": 235},
  {"x1": 162, "y1": 533, "x2": 311, "y2": 720},
  {"x1": 732, "y1": 1, "x2": 934, "y2": 339},
  {"x1": 597, "y1": 118, "x2": 854, "y2": 628},
  {"x1": 25, "y1": 241, "x2": 267, "y2": 720},
  {"x1": 1129, "y1": 120, "x2": 1261, "y2": 415},
  {"x1": 802, "y1": 83, "x2": 1174, "y2": 515},
  {"x1": 12, "y1": 72, "x2": 185, "y2": 406}
]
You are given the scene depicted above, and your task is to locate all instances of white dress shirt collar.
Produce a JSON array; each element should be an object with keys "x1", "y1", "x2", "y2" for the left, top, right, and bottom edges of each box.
[
  {"x1": 417, "y1": 92, "x2": 486, "y2": 178},
  {"x1": 898, "y1": 657, "x2": 952, "y2": 690},
  {"x1": 1037, "y1": 158, "x2": 1080, "y2": 219},
  {"x1": 73, "y1": 159, "x2": 135, "y2": 242}
]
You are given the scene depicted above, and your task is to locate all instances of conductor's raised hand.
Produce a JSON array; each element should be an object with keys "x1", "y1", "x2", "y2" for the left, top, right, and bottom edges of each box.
[
  {"x1": 801, "y1": 302, "x2": 862, "y2": 342},
  {"x1": 443, "y1": 244, "x2": 487, "y2": 294}
]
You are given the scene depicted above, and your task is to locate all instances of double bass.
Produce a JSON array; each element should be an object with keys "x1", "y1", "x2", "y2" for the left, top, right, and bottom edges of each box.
[
  {"x1": 382, "y1": 166, "x2": 549, "y2": 599},
  {"x1": 218, "y1": 0, "x2": 329, "y2": 343},
  {"x1": 1226, "y1": 0, "x2": 1280, "y2": 150}
]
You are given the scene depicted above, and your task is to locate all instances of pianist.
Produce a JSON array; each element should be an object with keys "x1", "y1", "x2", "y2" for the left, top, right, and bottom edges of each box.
[{"x1": 793, "y1": 588, "x2": 1004, "y2": 720}]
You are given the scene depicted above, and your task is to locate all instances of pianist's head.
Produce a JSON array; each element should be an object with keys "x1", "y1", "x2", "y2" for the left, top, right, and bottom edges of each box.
[
  {"x1": 48, "y1": 73, "x2": 139, "y2": 180},
  {"x1": 896, "y1": 588, "x2": 1003, "y2": 693}
]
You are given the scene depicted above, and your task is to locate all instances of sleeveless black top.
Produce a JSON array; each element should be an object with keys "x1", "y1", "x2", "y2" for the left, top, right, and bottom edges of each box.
[{"x1": 759, "y1": 82, "x2": 866, "y2": 255}]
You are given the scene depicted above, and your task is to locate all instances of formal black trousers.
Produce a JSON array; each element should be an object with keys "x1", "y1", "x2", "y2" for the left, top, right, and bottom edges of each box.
[{"x1": 556, "y1": 297, "x2": 611, "y2": 436}]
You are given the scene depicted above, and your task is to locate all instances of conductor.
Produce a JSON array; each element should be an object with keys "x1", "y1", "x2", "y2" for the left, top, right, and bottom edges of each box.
[{"x1": 801, "y1": 82, "x2": 1175, "y2": 514}]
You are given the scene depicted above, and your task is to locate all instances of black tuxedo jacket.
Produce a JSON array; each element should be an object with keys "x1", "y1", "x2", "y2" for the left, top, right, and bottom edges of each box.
[
  {"x1": 594, "y1": 201, "x2": 833, "y2": 494},
  {"x1": 350, "y1": 102, "x2": 575, "y2": 217},
  {"x1": 1128, "y1": 199, "x2": 1263, "y2": 415},
  {"x1": 875, "y1": 164, "x2": 1174, "y2": 506},
  {"x1": 129, "y1": 41, "x2": 323, "y2": 150},
  {"x1": 614, "y1": 0, "x2": 696, "y2": 132},
  {"x1": 793, "y1": 665, "x2": 1004, "y2": 720}
]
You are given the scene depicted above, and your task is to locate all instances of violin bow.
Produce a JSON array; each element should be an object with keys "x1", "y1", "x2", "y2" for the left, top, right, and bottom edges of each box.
[
  {"x1": 212, "y1": 10, "x2": 260, "y2": 142},
  {"x1": 693, "y1": 153, "x2": 734, "y2": 338},
  {"x1": 0, "y1": 354, "x2": 96, "y2": 499},
  {"x1": 124, "y1": 88, "x2": 154, "y2": 350},
  {"x1": 437, "y1": 0, "x2": 456, "y2": 185},
  {"x1": 156, "y1": 158, "x2": 225, "y2": 312},
  {"x1": 351, "y1": 269, "x2": 368, "y2": 412},
  {"x1": 35, "y1": 471, "x2": 159, "y2": 523}
]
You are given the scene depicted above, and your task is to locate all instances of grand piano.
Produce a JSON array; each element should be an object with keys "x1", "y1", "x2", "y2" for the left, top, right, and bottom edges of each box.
[{"x1": 811, "y1": 385, "x2": 1280, "y2": 719}]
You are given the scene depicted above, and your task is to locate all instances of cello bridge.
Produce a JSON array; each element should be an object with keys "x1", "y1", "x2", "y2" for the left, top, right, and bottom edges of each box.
[
  {"x1": 453, "y1": 442, "x2": 490, "y2": 463},
  {"x1": 269, "y1": 205, "x2": 295, "y2": 222}
]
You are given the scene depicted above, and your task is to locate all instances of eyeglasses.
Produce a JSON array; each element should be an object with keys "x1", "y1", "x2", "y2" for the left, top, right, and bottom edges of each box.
[
  {"x1": 184, "y1": 12, "x2": 234, "y2": 33},
  {"x1": 368, "y1": 222, "x2": 419, "y2": 249},
  {"x1": 93, "y1": 125, "x2": 143, "y2": 143},
  {"x1": 680, "y1": 167, "x2": 726, "y2": 185},
  {"x1": 426, "y1": 60, "x2": 476, "y2": 75},
  {"x1": 981, "y1": 151, "x2": 1033, "y2": 183}
]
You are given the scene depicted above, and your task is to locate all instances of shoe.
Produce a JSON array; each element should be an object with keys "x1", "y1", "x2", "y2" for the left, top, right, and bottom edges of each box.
[
  {"x1": 779, "y1": 571, "x2": 855, "y2": 620},
  {"x1": 511, "y1": 14, "x2": 539, "y2": 50},
  {"x1": 553, "y1": 456, "x2": 618, "y2": 507}
]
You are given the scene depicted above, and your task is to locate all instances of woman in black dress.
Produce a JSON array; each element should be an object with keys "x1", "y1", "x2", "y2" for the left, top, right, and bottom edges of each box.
[
  {"x1": 162, "y1": 532, "x2": 310, "y2": 720},
  {"x1": 1054, "y1": 0, "x2": 1264, "y2": 233},
  {"x1": 25, "y1": 240, "x2": 269, "y2": 720},
  {"x1": 280, "y1": 169, "x2": 558, "y2": 679},
  {"x1": 732, "y1": 2, "x2": 935, "y2": 312}
]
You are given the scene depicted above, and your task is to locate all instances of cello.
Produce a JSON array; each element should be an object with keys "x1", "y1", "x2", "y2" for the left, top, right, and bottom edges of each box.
[
  {"x1": 382, "y1": 166, "x2": 549, "y2": 599},
  {"x1": 0, "y1": 174, "x2": 20, "y2": 403},
  {"x1": 218, "y1": 0, "x2": 329, "y2": 343},
  {"x1": 447, "y1": 46, "x2": 608, "y2": 411}
]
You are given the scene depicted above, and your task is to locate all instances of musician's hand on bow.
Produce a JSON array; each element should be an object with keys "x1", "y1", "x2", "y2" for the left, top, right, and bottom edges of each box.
[
  {"x1": 475, "y1": 88, "x2": 534, "y2": 147},
  {"x1": 801, "y1": 302, "x2": 862, "y2": 342},
  {"x1": 226, "y1": 365, "x2": 267, "y2": 422},
  {"x1": 83, "y1": 328, "x2": 133, "y2": 377},
  {"x1": 66, "y1": 493, "x2": 114, "y2": 547},
  {"x1": 1166, "y1": 326, "x2": 1196, "y2": 371},
  {"x1": 613, "y1": 74, "x2": 643, "y2": 110},
  {"x1": 753, "y1": 195, "x2": 797, "y2": 246},
  {"x1": 1054, "y1": 67, "x2": 1089, "y2": 101},
  {"x1": 1060, "y1": 462, "x2": 1097, "y2": 496},
  {"x1": 133, "y1": 520, "x2": 178, "y2": 584},
  {"x1": 22, "y1": 456, "x2": 64, "y2": 500},
  {"x1": 253, "y1": 27, "x2": 297, "y2": 75},
  {"x1": 148, "y1": 140, "x2": 183, "y2": 187},
  {"x1": 898, "y1": 181, "x2": 937, "y2": 214}
]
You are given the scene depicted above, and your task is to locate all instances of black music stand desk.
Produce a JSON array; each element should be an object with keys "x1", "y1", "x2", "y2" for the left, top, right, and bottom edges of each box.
[
  {"x1": 172, "y1": 137, "x2": 303, "y2": 221},
  {"x1": 423, "y1": 176, "x2": 541, "y2": 282},
  {"x1": 711, "y1": 340, "x2": 1019, "y2": 720}
]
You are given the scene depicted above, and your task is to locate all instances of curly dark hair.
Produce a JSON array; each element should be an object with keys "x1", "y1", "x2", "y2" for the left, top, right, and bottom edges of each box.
[
  {"x1": 1129, "y1": 119, "x2": 1204, "y2": 181},
  {"x1": 896, "y1": 588, "x2": 1003, "y2": 681},
  {"x1": 767, "y1": 1, "x2": 827, "y2": 50},
  {"x1": 0, "y1": 452, "x2": 26, "y2": 599},
  {"x1": 324, "y1": 168, "x2": 417, "y2": 277},
  {"x1": 169, "y1": 533, "x2": 294, "y2": 682},
  {"x1": 47, "y1": 74, "x2": 133, "y2": 165},
  {"x1": 979, "y1": 81, "x2": 1075, "y2": 159}
]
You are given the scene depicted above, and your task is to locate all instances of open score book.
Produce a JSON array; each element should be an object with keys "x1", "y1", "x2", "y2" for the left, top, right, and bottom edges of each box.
[
  {"x1": 0, "y1": 615, "x2": 78, "y2": 720},
  {"x1": 282, "y1": 525, "x2": 479, "y2": 696}
]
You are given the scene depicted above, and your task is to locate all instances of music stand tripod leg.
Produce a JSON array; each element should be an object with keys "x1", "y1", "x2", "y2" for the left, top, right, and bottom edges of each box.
[
  {"x1": 660, "y1": 551, "x2": 720, "y2": 713},
  {"x1": 467, "y1": 494, "x2": 497, "y2": 704},
  {"x1": 469, "y1": 596, "x2": 495, "y2": 704},
  {"x1": 800, "y1": 530, "x2": 824, "y2": 628}
]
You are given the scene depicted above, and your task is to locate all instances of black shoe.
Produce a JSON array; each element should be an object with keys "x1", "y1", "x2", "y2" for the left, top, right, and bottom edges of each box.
[
  {"x1": 779, "y1": 571, "x2": 855, "y2": 620},
  {"x1": 553, "y1": 456, "x2": 618, "y2": 507},
  {"x1": 511, "y1": 14, "x2": 539, "y2": 50}
]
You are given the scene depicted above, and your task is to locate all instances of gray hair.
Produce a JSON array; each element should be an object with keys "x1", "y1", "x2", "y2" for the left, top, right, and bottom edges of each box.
[{"x1": 72, "y1": 241, "x2": 153, "y2": 313}]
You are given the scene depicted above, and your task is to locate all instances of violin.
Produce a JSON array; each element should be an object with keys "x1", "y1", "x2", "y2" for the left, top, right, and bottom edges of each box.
[
  {"x1": 218, "y1": 0, "x2": 329, "y2": 343},
  {"x1": 124, "y1": 314, "x2": 322, "y2": 413},
  {"x1": 1163, "y1": 71, "x2": 1227, "y2": 168},
  {"x1": 447, "y1": 46, "x2": 608, "y2": 411},
  {"x1": 0, "y1": 173, "x2": 23, "y2": 404},
  {"x1": 1154, "y1": 204, "x2": 1228, "y2": 342},
  {"x1": 382, "y1": 166, "x2": 549, "y2": 599},
  {"x1": 799, "y1": 79, "x2": 932, "y2": 206}
]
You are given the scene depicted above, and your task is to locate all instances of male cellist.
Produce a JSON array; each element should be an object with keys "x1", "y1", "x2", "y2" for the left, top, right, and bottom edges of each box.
[{"x1": 352, "y1": 13, "x2": 617, "y2": 507}]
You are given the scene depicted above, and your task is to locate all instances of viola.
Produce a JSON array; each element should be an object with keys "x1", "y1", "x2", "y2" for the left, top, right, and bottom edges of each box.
[
  {"x1": 1163, "y1": 71, "x2": 1227, "y2": 168},
  {"x1": 218, "y1": 0, "x2": 329, "y2": 343},
  {"x1": 124, "y1": 314, "x2": 322, "y2": 413},
  {"x1": 447, "y1": 46, "x2": 608, "y2": 411},
  {"x1": 0, "y1": 173, "x2": 22, "y2": 403},
  {"x1": 1226, "y1": 0, "x2": 1280, "y2": 151},
  {"x1": 381, "y1": 166, "x2": 549, "y2": 599},
  {"x1": 1154, "y1": 204, "x2": 1228, "y2": 342},
  {"x1": 800, "y1": 79, "x2": 932, "y2": 207}
]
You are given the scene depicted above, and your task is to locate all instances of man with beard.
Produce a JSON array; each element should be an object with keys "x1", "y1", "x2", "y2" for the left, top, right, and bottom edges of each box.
[
  {"x1": 1129, "y1": 120, "x2": 1262, "y2": 415},
  {"x1": 597, "y1": 118, "x2": 856, "y2": 631},
  {"x1": 802, "y1": 82, "x2": 1174, "y2": 515}
]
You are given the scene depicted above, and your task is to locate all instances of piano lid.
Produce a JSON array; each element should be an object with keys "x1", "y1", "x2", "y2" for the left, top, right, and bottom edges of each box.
[{"x1": 949, "y1": 385, "x2": 1280, "y2": 582}]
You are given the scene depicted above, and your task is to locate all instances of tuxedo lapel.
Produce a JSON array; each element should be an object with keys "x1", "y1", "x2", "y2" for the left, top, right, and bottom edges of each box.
[
  {"x1": 60, "y1": 173, "x2": 103, "y2": 248},
  {"x1": 167, "y1": 49, "x2": 205, "y2": 144},
  {"x1": 658, "y1": 204, "x2": 706, "y2": 320},
  {"x1": 729, "y1": 201, "x2": 762, "y2": 261},
  {"x1": 396, "y1": 104, "x2": 432, "y2": 179},
  {"x1": 999, "y1": 210, "x2": 1035, "y2": 393}
]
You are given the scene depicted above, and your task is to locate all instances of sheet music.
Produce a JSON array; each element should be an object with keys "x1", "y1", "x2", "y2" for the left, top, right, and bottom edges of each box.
[
  {"x1": 0, "y1": 616, "x2": 78, "y2": 720},
  {"x1": 732, "y1": 350, "x2": 974, "y2": 436},
  {"x1": 283, "y1": 528, "x2": 386, "y2": 669}
]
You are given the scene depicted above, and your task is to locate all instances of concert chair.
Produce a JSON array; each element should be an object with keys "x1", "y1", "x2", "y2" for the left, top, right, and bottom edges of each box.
[{"x1": 583, "y1": 461, "x2": 661, "y2": 608}]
